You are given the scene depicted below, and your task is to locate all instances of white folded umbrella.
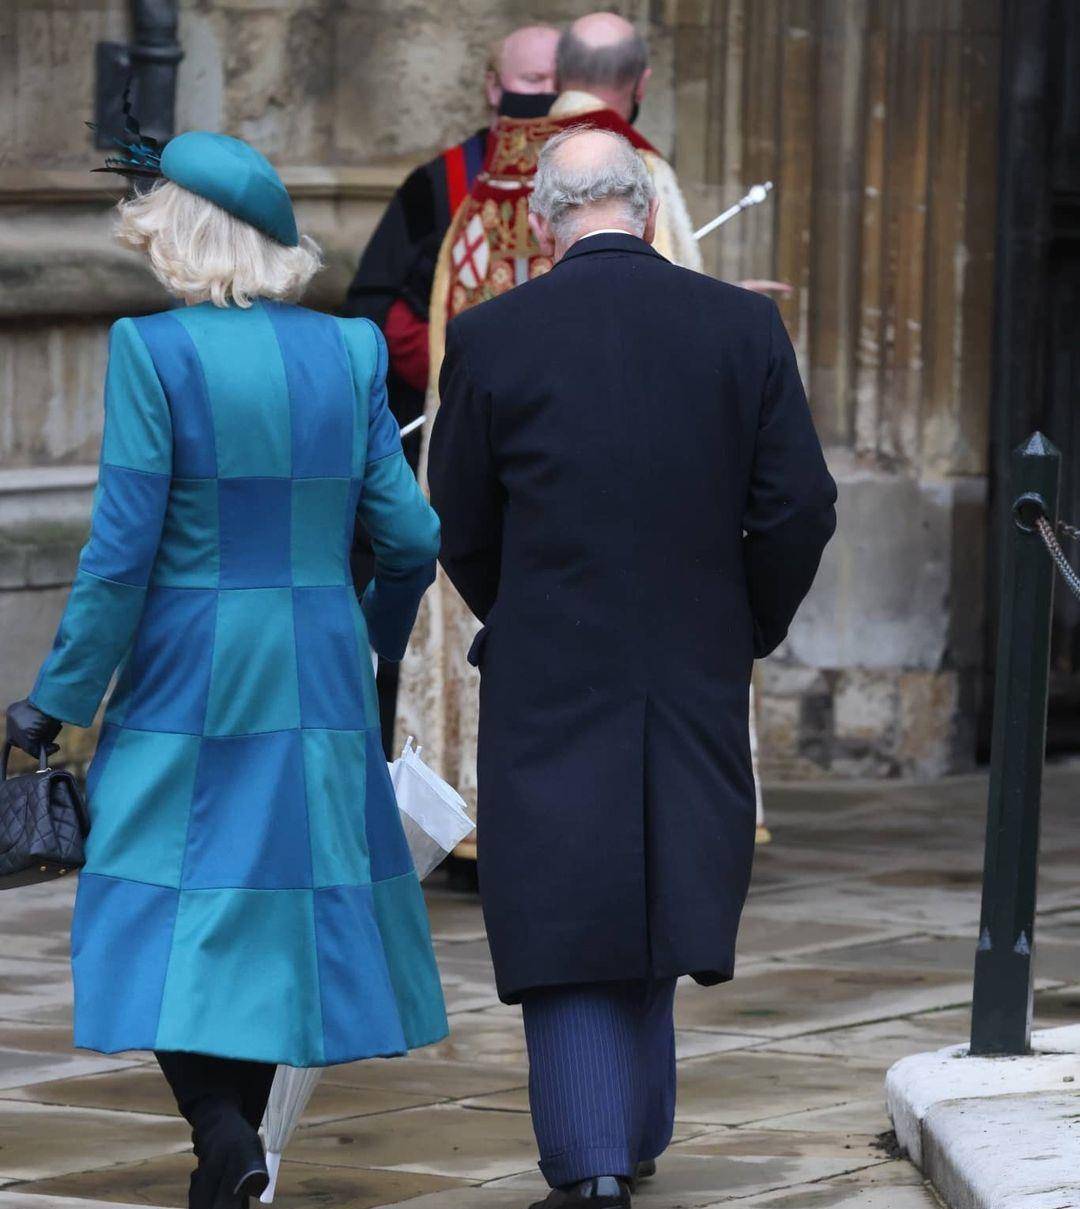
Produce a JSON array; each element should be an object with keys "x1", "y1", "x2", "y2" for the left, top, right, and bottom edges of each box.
[
  {"x1": 258, "y1": 736, "x2": 472, "y2": 1200},
  {"x1": 259, "y1": 1065, "x2": 320, "y2": 1202}
]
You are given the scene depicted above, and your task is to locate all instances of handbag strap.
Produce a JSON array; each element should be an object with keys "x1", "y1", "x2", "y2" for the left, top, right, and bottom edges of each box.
[{"x1": 0, "y1": 743, "x2": 49, "y2": 781}]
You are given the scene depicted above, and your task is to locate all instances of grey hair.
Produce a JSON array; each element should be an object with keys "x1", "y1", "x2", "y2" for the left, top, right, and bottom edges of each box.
[
  {"x1": 556, "y1": 22, "x2": 648, "y2": 90},
  {"x1": 529, "y1": 127, "x2": 655, "y2": 242}
]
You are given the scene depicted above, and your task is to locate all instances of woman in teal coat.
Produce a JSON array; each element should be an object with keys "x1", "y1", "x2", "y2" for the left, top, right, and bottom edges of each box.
[{"x1": 5, "y1": 129, "x2": 446, "y2": 1207}]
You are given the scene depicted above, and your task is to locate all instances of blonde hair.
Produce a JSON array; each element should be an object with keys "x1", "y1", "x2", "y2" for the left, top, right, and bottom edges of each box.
[{"x1": 115, "y1": 179, "x2": 322, "y2": 308}]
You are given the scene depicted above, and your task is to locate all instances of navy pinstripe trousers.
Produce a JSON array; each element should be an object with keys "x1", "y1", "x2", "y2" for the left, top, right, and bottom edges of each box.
[{"x1": 521, "y1": 979, "x2": 678, "y2": 1188}]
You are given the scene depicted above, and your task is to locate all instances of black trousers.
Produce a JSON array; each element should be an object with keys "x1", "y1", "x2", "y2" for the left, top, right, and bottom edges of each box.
[{"x1": 156, "y1": 1050, "x2": 276, "y2": 1133}]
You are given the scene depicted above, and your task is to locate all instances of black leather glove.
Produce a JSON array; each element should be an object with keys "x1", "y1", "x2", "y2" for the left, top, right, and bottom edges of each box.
[{"x1": 5, "y1": 698, "x2": 61, "y2": 758}]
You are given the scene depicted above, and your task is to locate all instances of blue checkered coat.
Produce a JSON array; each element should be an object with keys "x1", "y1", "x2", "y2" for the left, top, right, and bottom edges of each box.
[{"x1": 30, "y1": 301, "x2": 447, "y2": 1067}]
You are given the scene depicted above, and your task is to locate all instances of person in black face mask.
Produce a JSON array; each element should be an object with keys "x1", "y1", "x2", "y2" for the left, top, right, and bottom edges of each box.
[{"x1": 342, "y1": 23, "x2": 558, "y2": 757}]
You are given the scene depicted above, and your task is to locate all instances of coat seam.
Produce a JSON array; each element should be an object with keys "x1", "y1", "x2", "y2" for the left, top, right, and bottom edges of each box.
[{"x1": 292, "y1": 592, "x2": 328, "y2": 1063}]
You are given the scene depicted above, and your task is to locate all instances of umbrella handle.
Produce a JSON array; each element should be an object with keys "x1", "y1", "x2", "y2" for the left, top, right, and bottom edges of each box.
[{"x1": 260, "y1": 1151, "x2": 282, "y2": 1203}]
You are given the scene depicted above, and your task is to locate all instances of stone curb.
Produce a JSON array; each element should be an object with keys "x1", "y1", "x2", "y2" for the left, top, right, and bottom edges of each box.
[
  {"x1": 885, "y1": 1025, "x2": 1080, "y2": 1207},
  {"x1": 922, "y1": 1092, "x2": 1080, "y2": 1209}
]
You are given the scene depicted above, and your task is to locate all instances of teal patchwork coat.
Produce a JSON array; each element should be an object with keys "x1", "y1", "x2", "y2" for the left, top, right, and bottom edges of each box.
[{"x1": 30, "y1": 300, "x2": 447, "y2": 1067}]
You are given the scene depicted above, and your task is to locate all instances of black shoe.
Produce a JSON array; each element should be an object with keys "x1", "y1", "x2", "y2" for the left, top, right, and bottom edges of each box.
[
  {"x1": 528, "y1": 1176, "x2": 632, "y2": 1208},
  {"x1": 189, "y1": 1107, "x2": 269, "y2": 1208},
  {"x1": 634, "y1": 1158, "x2": 657, "y2": 1184}
]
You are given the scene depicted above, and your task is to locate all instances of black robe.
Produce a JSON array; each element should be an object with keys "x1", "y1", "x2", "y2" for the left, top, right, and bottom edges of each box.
[
  {"x1": 344, "y1": 129, "x2": 488, "y2": 752},
  {"x1": 342, "y1": 127, "x2": 489, "y2": 447},
  {"x1": 428, "y1": 234, "x2": 837, "y2": 1002}
]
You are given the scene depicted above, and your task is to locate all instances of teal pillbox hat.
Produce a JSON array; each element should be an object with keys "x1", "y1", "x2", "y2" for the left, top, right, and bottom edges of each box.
[{"x1": 160, "y1": 132, "x2": 299, "y2": 247}]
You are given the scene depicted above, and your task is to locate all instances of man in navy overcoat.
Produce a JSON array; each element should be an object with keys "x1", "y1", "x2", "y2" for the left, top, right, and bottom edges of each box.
[{"x1": 428, "y1": 127, "x2": 837, "y2": 1208}]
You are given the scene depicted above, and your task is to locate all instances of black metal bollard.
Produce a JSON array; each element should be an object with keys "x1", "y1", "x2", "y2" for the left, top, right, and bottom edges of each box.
[{"x1": 970, "y1": 432, "x2": 1060, "y2": 1056}]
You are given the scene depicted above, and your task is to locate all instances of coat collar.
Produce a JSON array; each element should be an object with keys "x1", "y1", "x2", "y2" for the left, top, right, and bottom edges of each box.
[{"x1": 554, "y1": 232, "x2": 667, "y2": 268}]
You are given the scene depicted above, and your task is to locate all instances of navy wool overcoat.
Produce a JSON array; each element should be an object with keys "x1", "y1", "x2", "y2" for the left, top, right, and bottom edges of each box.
[{"x1": 428, "y1": 233, "x2": 837, "y2": 1003}]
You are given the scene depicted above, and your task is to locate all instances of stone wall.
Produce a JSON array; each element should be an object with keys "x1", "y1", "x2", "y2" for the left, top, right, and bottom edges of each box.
[
  {"x1": 671, "y1": 1, "x2": 1000, "y2": 779},
  {"x1": 0, "y1": 0, "x2": 669, "y2": 749},
  {"x1": 1, "y1": 0, "x2": 1001, "y2": 780}
]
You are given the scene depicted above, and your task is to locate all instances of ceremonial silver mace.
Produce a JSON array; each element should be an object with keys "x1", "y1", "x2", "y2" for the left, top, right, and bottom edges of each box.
[{"x1": 693, "y1": 181, "x2": 774, "y2": 242}]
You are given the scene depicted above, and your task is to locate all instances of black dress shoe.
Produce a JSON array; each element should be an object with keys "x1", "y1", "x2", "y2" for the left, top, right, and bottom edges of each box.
[
  {"x1": 634, "y1": 1158, "x2": 657, "y2": 1183},
  {"x1": 189, "y1": 1108, "x2": 269, "y2": 1208},
  {"x1": 528, "y1": 1176, "x2": 632, "y2": 1208}
]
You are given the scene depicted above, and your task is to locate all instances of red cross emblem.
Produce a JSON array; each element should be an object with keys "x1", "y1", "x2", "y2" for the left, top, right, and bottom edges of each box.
[{"x1": 451, "y1": 215, "x2": 490, "y2": 291}]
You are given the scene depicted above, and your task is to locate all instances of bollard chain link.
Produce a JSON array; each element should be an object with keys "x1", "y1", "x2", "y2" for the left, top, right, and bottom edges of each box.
[{"x1": 1035, "y1": 516, "x2": 1080, "y2": 601}]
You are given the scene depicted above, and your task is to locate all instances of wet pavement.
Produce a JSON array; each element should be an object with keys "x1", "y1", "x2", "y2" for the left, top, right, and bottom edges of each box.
[{"x1": 0, "y1": 762, "x2": 1077, "y2": 1208}]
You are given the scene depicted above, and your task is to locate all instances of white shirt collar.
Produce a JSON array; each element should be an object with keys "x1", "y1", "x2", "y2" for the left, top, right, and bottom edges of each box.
[{"x1": 574, "y1": 228, "x2": 640, "y2": 243}]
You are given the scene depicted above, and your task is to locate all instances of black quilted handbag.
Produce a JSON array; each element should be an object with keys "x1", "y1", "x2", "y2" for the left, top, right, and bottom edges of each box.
[{"x1": 0, "y1": 743, "x2": 89, "y2": 889}]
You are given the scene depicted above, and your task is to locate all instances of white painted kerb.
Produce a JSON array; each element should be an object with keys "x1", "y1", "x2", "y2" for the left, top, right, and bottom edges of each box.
[{"x1": 886, "y1": 1024, "x2": 1080, "y2": 1168}]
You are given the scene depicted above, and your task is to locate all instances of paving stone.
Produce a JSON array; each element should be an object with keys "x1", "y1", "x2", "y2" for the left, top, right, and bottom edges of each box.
[
  {"x1": 1033, "y1": 983, "x2": 1080, "y2": 1027},
  {"x1": 0, "y1": 956, "x2": 73, "y2": 1021},
  {"x1": 715, "y1": 1166, "x2": 940, "y2": 1207},
  {"x1": 17, "y1": 1151, "x2": 470, "y2": 1207},
  {"x1": 324, "y1": 1055, "x2": 527, "y2": 1100},
  {"x1": 490, "y1": 1152, "x2": 899, "y2": 1205},
  {"x1": 370, "y1": 1192, "x2": 538, "y2": 1209},
  {"x1": 802, "y1": 934, "x2": 974, "y2": 975},
  {"x1": 288, "y1": 1102, "x2": 540, "y2": 1180},
  {"x1": 761, "y1": 1008, "x2": 972, "y2": 1063},
  {"x1": 0, "y1": 770, "x2": 1075, "y2": 1206},
  {"x1": 0, "y1": 922, "x2": 71, "y2": 964},
  {"x1": 0, "y1": 1100, "x2": 189, "y2": 1180},
  {"x1": 440, "y1": 967, "x2": 504, "y2": 1015},
  {"x1": 388, "y1": 1181, "x2": 938, "y2": 1209},
  {"x1": 0, "y1": 1195, "x2": 155, "y2": 1209},
  {"x1": 433, "y1": 937, "x2": 497, "y2": 966},
  {"x1": 0, "y1": 1022, "x2": 150, "y2": 1067},
  {"x1": 0, "y1": 1063, "x2": 438, "y2": 1123},
  {"x1": 670, "y1": 1126, "x2": 887, "y2": 1161},
  {"x1": 0, "y1": 884, "x2": 75, "y2": 966},
  {"x1": 423, "y1": 890, "x2": 489, "y2": 942},
  {"x1": 800, "y1": 932, "x2": 1078, "y2": 984},
  {"x1": 671, "y1": 1052, "x2": 889, "y2": 1126},
  {"x1": 0, "y1": 1001, "x2": 73, "y2": 1030},
  {"x1": 742, "y1": 878, "x2": 982, "y2": 932},
  {"x1": 733, "y1": 914, "x2": 910, "y2": 961},
  {"x1": 749, "y1": 1097, "x2": 893, "y2": 1136},
  {"x1": 0, "y1": 1023, "x2": 87, "y2": 1056},
  {"x1": 674, "y1": 1030, "x2": 769, "y2": 1059},
  {"x1": 0, "y1": 1048, "x2": 139, "y2": 1091},
  {"x1": 461, "y1": 1050, "x2": 887, "y2": 1129},
  {"x1": 419, "y1": 1010, "x2": 530, "y2": 1068},
  {"x1": 674, "y1": 964, "x2": 972, "y2": 1039},
  {"x1": 0, "y1": 878, "x2": 76, "y2": 917}
]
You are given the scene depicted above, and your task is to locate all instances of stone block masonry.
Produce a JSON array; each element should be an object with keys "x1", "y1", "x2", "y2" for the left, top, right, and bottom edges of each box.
[
  {"x1": 757, "y1": 467, "x2": 987, "y2": 779},
  {"x1": 2, "y1": 1, "x2": 1002, "y2": 782}
]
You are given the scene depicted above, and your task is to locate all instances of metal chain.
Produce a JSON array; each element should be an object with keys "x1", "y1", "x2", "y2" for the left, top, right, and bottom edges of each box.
[{"x1": 1035, "y1": 516, "x2": 1080, "y2": 601}]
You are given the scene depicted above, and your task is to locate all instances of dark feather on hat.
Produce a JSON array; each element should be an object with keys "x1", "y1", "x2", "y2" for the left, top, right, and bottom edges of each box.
[{"x1": 88, "y1": 81, "x2": 164, "y2": 180}]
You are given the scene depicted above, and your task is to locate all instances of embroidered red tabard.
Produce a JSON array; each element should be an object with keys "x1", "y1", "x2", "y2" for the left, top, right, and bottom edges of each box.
[{"x1": 441, "y1": 109, "x2": 658, "y2": 324}]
